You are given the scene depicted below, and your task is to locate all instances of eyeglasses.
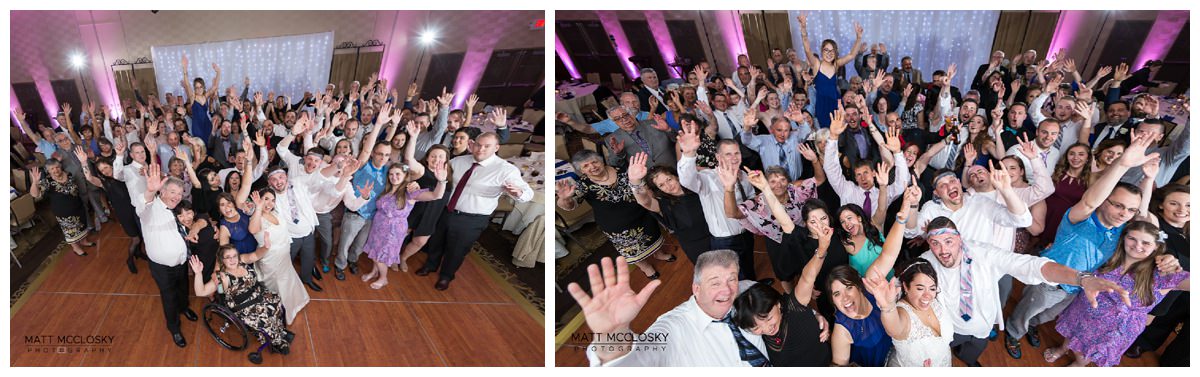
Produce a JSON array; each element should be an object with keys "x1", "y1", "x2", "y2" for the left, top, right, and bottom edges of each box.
[
  {"x1": 822, "y1": 48, "x2": 836, "y2": 53},
  {"x1": 1105, "y1": 199, "x2": 1140, "y2": 215},
  {"x1": 611, "y1": 113, "x2": 633, "y2": 121}
]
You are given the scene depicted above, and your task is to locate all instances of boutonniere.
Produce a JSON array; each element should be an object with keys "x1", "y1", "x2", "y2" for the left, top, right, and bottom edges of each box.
[{"x1": 1118, "y1": 128, "x2": 1129, "y2": 134}]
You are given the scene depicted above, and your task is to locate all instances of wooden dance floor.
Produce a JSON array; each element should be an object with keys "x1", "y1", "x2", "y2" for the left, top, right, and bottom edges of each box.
[
  {"x1": 11, "y1": 224, "x2": 544, "y2": 366},
  {"x1": 555, "y1": 235, "x2": 1172, "y2": 367}
]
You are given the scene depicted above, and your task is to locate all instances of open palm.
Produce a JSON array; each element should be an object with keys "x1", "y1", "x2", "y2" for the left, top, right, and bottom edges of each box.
[{"x1": 567, "y1": 257, "x2": 660, "y2": 334}]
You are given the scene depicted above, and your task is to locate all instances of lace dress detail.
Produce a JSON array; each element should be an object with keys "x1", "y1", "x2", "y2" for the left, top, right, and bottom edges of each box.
[{"x1": 887, "y1": 300, "x2": 953, "y2": 367}]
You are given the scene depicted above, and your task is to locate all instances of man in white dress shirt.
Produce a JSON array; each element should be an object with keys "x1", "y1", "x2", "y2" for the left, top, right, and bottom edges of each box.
[
  {"x1": 904, "y1": 168, "x2": 1032, "y2": 243},
  {"x1": 134, "y1": 162, "x2": 196, "y2": 348},
  {"x1": 416, "y1": 132, "x2": 532, "y2": 290},
  {"x1": 569, "y1": 250, "x2": 773, "y2": 367},
  {"x1": 1005, "y1": 119, "x2": 1063, "y2": 171},
  {"x1": 879, "y1": 191, "x2": 1128, "y2": 367},
  {"x1": 268, "y1": 116, "x2": 327, "y2": 292},
  {"x1": 678, "y1": 131, "x2": 759, "y2": 282}
]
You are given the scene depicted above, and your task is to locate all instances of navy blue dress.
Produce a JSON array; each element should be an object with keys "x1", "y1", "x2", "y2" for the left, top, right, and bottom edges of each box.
[{"x1": 835, "y1": 293, "x2": 893, "y2": 367}]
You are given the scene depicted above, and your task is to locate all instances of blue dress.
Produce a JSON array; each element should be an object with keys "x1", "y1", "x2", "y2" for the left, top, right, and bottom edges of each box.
[
  {"x1": 835, "y1": 293, "x2": 893, "y2": 367},
  {"x1": 813, "y1": 69, "x2": 840, "y2": 129},
  {"x1": 221, "y1": 209, "x2": 258, "y2": 254},
  {"x1": 190, "y1": 100, "x2": 213, "y2": 143}
]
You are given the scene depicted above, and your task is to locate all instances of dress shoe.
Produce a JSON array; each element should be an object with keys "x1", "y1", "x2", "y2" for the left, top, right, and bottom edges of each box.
[
  {"x1": 126, "y1": 255, "x2": 138, "y2": 274},
  {"x1": 966, "y1": 361, "x2": 982, "y2": 367},
  {"x1": 1004, "y1": 333, "x2": 1023, "y2": 359},
  {"x1": 348, "y1": 264, "x2": 359, "y2": 275},
  {"x1": 1026, "y1": 327, "x2": 1041, "y2": 348},
  {"x1": 434, "y1": 279, "x2": 451, "y2": 291},
  {"x1": 172, "y1": 332, "x2": 187, "y2": 348},
  {"x1": 334, "y1": 268, "x2": 345, "y2": 281},
  {"x1": 415, "y1": 266, "x2": 433, "y2": 277},
  {"x1": 182, "y1": 308, "x2": 198, "y2": 322},
  {"x1": 305, "y1": 281, "x2": 324, "y2": 292},
  {"x1": 312, "y1": 267, "x2": 323, "y2": 281}
]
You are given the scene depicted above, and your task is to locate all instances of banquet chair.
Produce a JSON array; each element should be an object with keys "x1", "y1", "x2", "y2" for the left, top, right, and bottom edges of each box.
[
  {"x1": 10, "y1": 193, "x2": 39, "y2": 237},
  {"x1": 555, "y1": 135, "x2": 569, "y2": 161},
  {"x1": 12, "y1": 168, "x2": 30, "y2": 194},
  {"x1": 498, "y1": 144, "x2": 525, "y2": 159},
  {"x1": 610, "y1": 73, "x2": 625, "y2": 91},
  {"x1": 491, "y1": 196, "x2": 515, "y2": 227},
  {"x1": 585, "y1": 73, "x2": 601, "y2": 85},
  {"x1": 555, "y1": 200, "x2": 594, "y2": 247},
  {"x1": 521, "y1": 109, "x2": 545, "y2": 126},
  {"x1": 504, "y1": 132, "x2": 532, "y2": 145}
]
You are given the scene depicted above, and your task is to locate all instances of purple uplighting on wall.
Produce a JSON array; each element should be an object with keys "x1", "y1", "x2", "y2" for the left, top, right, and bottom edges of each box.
[
  {"x1": 11, "y1": 85, "x2": 27, "y2": 134},
  {"x1": 714, "y1": 10, "x2": 748, "y2": 71},
  {"x1": 451, "y1": 32, "x2": 501, "y2": 109},
  {"x1": 596, "y1": 11, "x2": 640, "y2": 78},
  {"x1": 555, "y1": 34, "x2": 582, "y2": 80},
  {"x1": 644, "y1": 11, "x2": 680, "y2": 78},
  {"x1": 1134, "y1": 10, "x2": 1189, "y2": 71},
  {"x1": 1046, "y1": 10, "x2": 1087, "y2": 60}
]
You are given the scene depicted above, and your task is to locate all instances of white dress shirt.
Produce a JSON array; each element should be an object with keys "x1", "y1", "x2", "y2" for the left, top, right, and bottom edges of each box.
[
  {"x1": 310, "y1": 173, "x2": 350, "y2": 214},
  {"x1": 133, "y1": 195, "x2": 188, "y2": 267},
  {"x1": 112, "y1": 155, "x2": 147, "y2": 199},
  {"x1": 1006, "y1": 144, "x2": 1062, "y2": 174},
  {"x1": 585, "y1": 296, "x2": 768, "y2": 367},
  {"x1": 217, "y1": 146, "x2": 270, "y2": 186},
  {"x1": 676, "y1": 155, "x2": 755, "y2": 238},
  {"x1": 921, "y1": 241, "x2": 1052, "y2": 338},
  {"x1": 905, "y1": 192, "x2": 1033, "y2": 242},
  {"x1": 927, "y1": 126, "x2": 969, "y2": 171},
  {"x1": 445, "y1": 154, "x2": 533, "y2": 215},
  {"x1": 1029, "y1": 92, "x2": 1100, "y2": 150},
  {"x1": 823, "y1": 139, "x2": 910, "y2": 210}
]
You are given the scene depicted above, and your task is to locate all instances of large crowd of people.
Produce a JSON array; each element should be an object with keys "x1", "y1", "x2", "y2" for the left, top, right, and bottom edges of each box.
[
  {"x1": 561, "y1": 15, "x2": 1190, "y2": 367},
  {"x1": 15, "y1": 53, "x2": 535, "y2": 350}
]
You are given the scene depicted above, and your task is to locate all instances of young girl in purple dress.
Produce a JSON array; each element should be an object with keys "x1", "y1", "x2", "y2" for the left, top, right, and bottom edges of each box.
[
  {"x1": 1047, "y1": 220, "x2": 1190, "y2": 366},
  {"x1": 348, "y1": 161, "x2": 447, "y2": 289}
]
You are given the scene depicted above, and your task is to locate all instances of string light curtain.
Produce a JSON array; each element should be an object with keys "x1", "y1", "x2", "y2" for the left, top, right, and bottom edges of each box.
[
  {"x1": 151, "y1": 32, "x2": 334, "y2": 102},
  {"x1": 786, "y1": 10, "x2": 1000, "y2": 90}
]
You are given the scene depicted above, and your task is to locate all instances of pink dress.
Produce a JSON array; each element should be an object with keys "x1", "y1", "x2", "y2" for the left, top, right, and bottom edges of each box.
[
  {"x1": 363, "y1": 189, "x2": 427, "y2": 265},
  {"x1": 1055, "y1": 266, "x2": 1189, "y2": 366}
]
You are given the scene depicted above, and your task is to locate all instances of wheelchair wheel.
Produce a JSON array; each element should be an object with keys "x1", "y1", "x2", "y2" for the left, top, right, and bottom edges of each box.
[
  {"x1": 203, "y1": 303, "x2": 249, "y2": 351},
  {"x1": 248, "y1": 351, "x2": 263, "y2": 364}
]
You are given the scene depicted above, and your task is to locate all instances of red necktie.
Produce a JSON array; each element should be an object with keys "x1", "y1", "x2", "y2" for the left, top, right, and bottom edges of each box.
[{"x1": 447, "y1": 162, "x2": 480, "y2": 212}]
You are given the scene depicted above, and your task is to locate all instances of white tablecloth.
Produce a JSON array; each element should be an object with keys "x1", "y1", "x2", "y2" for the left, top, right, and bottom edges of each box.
[
  {"x1": 469, "y1": 116, "x2": 535, "y2": 134},
  {"x1": 501, "y1": 153, "x2": 546, "y2": 235},
  {"x1": 555, "y1": 83, "x2": 599, "y2": 124}
]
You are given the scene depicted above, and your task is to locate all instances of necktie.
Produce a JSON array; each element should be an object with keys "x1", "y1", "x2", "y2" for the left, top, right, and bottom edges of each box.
[
  {"x1": 946, "y1": 142, "x2": 959, "y2": 165},
  {"x1": 716, "y1": 312, "x2": 771, "y2": 367},
  {"x1": 959, "y1": 249, "x2": 976, "y2": 321},
  {"x1": 632, "y1": 130, "x2": 652, "y2": 155},
  {"x1": 1040, "y1": 151, "x2": 1049, "y2": 165},
  {"x1": 777, "y1": 142, "x2": 789, "y2": 177},
  {"x1": 722, "y1": 112, "x2": 736, "y2": 139},
  {"x1": 862, "y1": 190, "x2": 872, "y2": 216},
  {"x1": 287, "y1": 186, "x2": 301, "y2": 224},
  {"x1": 447, "y1": 162, "x2": 480, "y2": 212},
  {"x1": 735, "y1": 175, "x2": 748, "y2": 202}
]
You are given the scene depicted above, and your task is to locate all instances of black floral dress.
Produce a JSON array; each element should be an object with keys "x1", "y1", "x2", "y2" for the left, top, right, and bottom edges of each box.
[
  {"x1": 39, "y1": 175, "x2": 87, "y2": 243},
  {"x1": 220, "y1": 263, "x2": 290, "y2": 350},
  {"x1": 695, "y1": 133, "x2": 719, "y2": 169},
  {"x1": 573, "y1": 171, "x2": 664, "y2": 264}
]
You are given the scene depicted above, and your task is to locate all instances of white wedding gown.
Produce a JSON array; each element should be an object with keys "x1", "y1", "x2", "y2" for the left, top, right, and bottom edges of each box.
[
  {"x1": 255, "y1": 216, "x2": 310, "y2": 325},
  {"x1": 887, "y1": 299, "x2": 954, "y2": 367}
]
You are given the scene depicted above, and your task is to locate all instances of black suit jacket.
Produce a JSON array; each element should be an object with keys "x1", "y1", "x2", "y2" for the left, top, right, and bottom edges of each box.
[
  {"x1": 637, "y1": 86, "x2": 669, "y2": 113},
  {"x1": 837, "y1": 125, "x2": 880, "y2": 178}
]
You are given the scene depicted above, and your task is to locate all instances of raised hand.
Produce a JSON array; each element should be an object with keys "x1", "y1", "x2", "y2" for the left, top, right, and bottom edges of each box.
[
  {"x1": 796, "y1": 14, "x2": 808, "y2": 29},
  {"x1": 1016, "y1": 133, "x2": 1038, "y2": 160},
  {"x1": 883, "y1": 126, "x2": 902, "y2": 154},
  {"x1": 696, "y1": 100, "x2": 714, "y2": 115},
  {"x1": 566, "y1": 256, "x2": 661, "y2": 335},
  {"x1": 146, "y1": 162, "x2": 164, "y2": 192},
  {"x1": 854, "y1": 22, "x2": 864, "y2": 39},
  {"x1": 1113, "y1": 63, "x2": 1130, "y2": 82},
  {"x1": 431, "y1": 161, "x2": 448, "y2": 181},
  {"x1": 356, "y1": 180, "x2": 375, "y2": 199},
  {"x1": 436, "y1": 87, "x2": 454, "y2": 107},
  {"x1": 406, "y1": 181, "x2": 421, "y2": 193},
  {"x1": 490, "y1": 107, "x2": 508, "y2": 126},
  {"x1": 814, "y1": 222, "x2": 833, "y2": 252},
  {"x1": 676, "y1": 122, "x2": 701, "y2": 156},
  {"x1": 863, "y1": 274, "x2": 900, "y2": 306},
  {"x1": 406, "y1": 82, "x2": 419, "y2": 98},
  {"x1": 1118, "y1": 133, "x2": 1161, "y2": 168},
  {"x1": 189, "y1": 255, "x2": 203, "y2": 275},
  {"x1": 607, "y1": 136, "x2": 625, "y2": 154},
  {"x1": 73, "y1": 146, "x2": 89, "y2": 164},
  {"x1": 742, "y1": 108, "x2": 758, "y2": 130},
  {"x1": 989, "y1": 160, "x2": 1012, "y2": 191},
  {"x1": 902, "y1": 83, "x2": 913, "y2": 99},
  {"x1": 962, "y1": 143, "x2": 978, "y2": 165},
  {"x1": 555, "y1": 179, "x2": 576, "y2": 199},
  {"x1": 1076, "y1": 83, "x2": 1094, "y2": 102},
  {"x1": 405, "y1": 120, "x2": 420, "y2": 138},
  {"x1": 715, "y1": 162, "x2": 739, "y2": 191},
  {"x1": 29, "y1": 166, "x2": 42, "y2": 183},
  {"x1": 744, "y1": 167, "x2": 768, "y2": 191},
  {"x1": 113, "y1": 138, "x2": 127, "y2": 155},
  {"x1": 901, "y1": 181, "x2": 922, "y2": 211},
  {"x1": 797, "y1": 142, "x2": 818, "y2": 162},
  {"x1": 945, "y1": 63, "x2": 957, "y2": 83},
  {"x1": 650, "y1": 112, "x2": 671, "y2": 132},
  {"x1": 1141, "y1": 155, "x2": 1162, "y2": 180},
  {"x1": 828, "y1": 101, "x2": 847, "y2": 137},
  {"x1": 875, "y1": 161, "x2": 891, "y2": 187},
  {"x1": 627, "y1": 152, "x2": 649, "y2": 183}
]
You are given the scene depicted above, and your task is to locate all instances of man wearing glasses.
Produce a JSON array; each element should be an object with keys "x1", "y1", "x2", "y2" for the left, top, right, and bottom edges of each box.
[
  {"x1": 604, "y1": 106, "x2": 676, "y2": 169},
  {"x1": 1001, "y1": 133, "x2": 1181, "y2": 360}
]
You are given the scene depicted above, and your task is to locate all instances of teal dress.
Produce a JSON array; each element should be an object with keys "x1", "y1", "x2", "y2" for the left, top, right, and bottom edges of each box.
[{"x1": 849, "y1": 237, "x2": 893, "y2": 280}]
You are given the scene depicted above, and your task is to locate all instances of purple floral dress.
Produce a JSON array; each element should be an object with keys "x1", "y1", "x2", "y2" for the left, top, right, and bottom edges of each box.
[
  {"x1": 1055, "y1": 266, "x2": 1189, "y2": 367},
  {"x1": 736, "y1": 180, "x2": 817, "y2": 243},
  {"x1": 363, "y1": 189, "x2": 428, "y2": 265}
]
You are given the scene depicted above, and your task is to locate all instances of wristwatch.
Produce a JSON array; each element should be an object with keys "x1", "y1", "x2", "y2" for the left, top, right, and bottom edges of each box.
[{"x1": 1076, "y1": 271, "x2": 1096, "y2": 286}]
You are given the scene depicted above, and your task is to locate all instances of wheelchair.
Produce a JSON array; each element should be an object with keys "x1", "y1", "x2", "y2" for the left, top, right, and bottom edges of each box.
[{"x1": 201, "y1": 287, "x2": 293, "y2": 364}]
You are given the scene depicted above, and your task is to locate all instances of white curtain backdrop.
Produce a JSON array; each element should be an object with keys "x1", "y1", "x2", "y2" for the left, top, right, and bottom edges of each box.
[
  {"x1": 151, "y1": 32, "x2": 333, "y2": 102},
  {"x1": 786, "y1": 11, "x2": 1000, "y2": 90}
]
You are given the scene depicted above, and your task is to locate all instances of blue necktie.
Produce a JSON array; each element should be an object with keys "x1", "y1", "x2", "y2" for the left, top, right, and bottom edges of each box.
[
  {"x1": 716, "y1": 312, "x2": 771, "y2": 367},
  {"x1": 777, "y1": 142, "x2": 789, "y2": 177}
]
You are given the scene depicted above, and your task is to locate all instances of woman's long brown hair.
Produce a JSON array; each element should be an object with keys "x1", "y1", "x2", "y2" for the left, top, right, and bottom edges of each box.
[{"x1": 1097, "y1": 221, "x2": 1167, "y2": 306}]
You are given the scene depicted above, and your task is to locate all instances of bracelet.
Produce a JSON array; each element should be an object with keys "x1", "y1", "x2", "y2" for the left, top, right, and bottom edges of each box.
[
  {"x1": 896, "y1": 218, "x2": 907, "y2": 225},
  {"x1": 878, "y1": 306, "x2": 896, "y2": 313}
]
